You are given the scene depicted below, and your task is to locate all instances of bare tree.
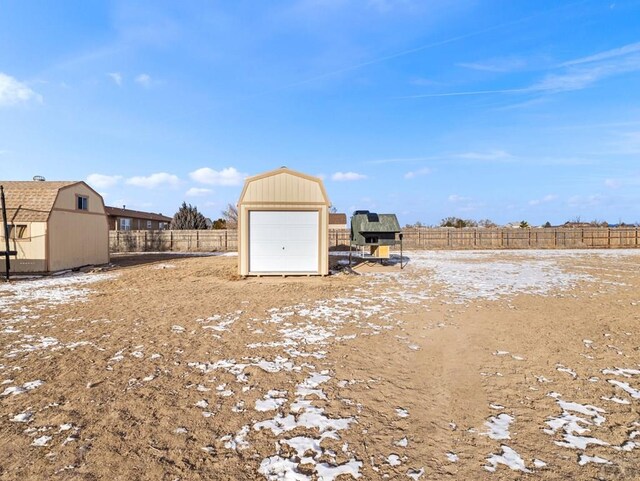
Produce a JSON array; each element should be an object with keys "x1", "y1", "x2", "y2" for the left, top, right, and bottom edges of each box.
[
  {"x1": 477, "y1": 218, "x2": 497, "y2": 228},
  {"x1": 222, "y1": 203, "x2": 238, "y2": 228}
]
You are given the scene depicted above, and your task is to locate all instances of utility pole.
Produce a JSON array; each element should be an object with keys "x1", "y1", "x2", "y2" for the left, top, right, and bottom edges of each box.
[{"x1": 1, "y1": 186, "x2": 17, "y2": 281}]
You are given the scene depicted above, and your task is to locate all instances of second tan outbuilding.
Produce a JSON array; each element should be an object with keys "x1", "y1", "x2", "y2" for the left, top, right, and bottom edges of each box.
[{"x1": 237, "y1": 167, "x2": 330, "y2": 276}]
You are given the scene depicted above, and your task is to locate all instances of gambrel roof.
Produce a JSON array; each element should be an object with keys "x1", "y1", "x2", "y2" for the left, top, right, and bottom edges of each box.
[{"x1": 0, "y1": 181, "x2": 78, "y2": 223}]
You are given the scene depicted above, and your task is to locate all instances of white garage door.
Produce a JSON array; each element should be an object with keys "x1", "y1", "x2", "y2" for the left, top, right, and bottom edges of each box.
[{"x1": 249, "y1": 211, "x2": 319, "y2": 273}]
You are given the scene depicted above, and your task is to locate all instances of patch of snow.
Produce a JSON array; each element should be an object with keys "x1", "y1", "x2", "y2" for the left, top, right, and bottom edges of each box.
[
  {"x1": 544, "y1": 392, "x2": 609, "y2": 451},
  {"x1": 0, "y1": 272, "x2": 116, "y2": 313},
  {"x1": 406, "y1": 468, "x2": 425, "y2": 479},
  {"x1": 556, "y1": 364, "x2": 577, "y2": 378},
  {"x1": 578, "y1": 454, "x2": 612, "y2": 466},
  {"x1": 484, "y1": 445, "x2": 531, "y2": 473},
  {"x1": 315, "y1": 460, "x2": 363, "y2": 480},
  {"x1": 394, "y1": 437, "x2": 408, "y2": 447},
  {"x1": 396, "y1": 408, "x2": 409, "y2": 418},
  {"x1": 221, "y1": 425, "x2": 250, "y2": 450},
  {"x1": 387, "y1": 454, "x2": 401, "y2": 466},
  {"x1": 31, "y1": 436, "x2": 52, "y2": 447},
  {"x1": 602, "y1": 367, "x2": 640, "y2": 377},
  {"x1": 601, "y1": 396, "x2": 630, "y2": 405},
  {"x1": 11, "y1": 411, "x2": 33, "y2": 423},
  {"x1": 483, "y1": 414, "x2": 513, "y2": 440},
  {"x1": 533, "y1": 459, "x2": 547, "y2": 468},
  {"x1": 608, "y1": 379, "x2": 640, "y2": 399},
  {"x1": 1, "y1": 379, "x2": 43, "y2": 396}
]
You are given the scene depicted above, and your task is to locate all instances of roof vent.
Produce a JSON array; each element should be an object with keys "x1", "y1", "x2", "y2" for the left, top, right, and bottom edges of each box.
[{"x1": 33, "y1": 175, "x2": 46, "y2": 181}]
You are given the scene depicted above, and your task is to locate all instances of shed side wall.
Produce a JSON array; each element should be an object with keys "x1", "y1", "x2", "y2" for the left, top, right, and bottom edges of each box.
[
  {"x1": 0, "y1": 221, "x2": 47, "y2": 273},
  {"x1": 48, "y1": 184, "x2": 109, "y2": 271}
]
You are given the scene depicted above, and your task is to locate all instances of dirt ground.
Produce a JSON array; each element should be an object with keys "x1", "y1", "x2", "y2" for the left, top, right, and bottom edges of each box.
[{"x1": 1, "y1": 250, "x2": 639, "y2": 480}]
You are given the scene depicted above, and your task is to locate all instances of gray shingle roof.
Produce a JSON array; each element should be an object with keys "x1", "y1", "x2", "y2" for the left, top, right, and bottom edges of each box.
[{"x1": 0, "y1": 181, "x2": 77, "y2": 222}]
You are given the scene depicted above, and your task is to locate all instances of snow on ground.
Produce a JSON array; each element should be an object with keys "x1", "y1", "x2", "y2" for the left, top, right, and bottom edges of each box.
[
  {"x1": 483, "y1": 413, "x2": 514, "y2": 440},
  {"x1": 484, "y1": 445, "x2": 532, "y2": 473},
  {"x1": 544, "y1": 392, "x2": 609, "y2": 450},
  {"x1": 406, "y1": 250, "x2": 599, "y2": 302},
  {"x1": 3, "y1": 249, "x2": 640, "y2": 478},
  {"x1": 0, "y1": 272, "x2": 116, "y2": 314}
]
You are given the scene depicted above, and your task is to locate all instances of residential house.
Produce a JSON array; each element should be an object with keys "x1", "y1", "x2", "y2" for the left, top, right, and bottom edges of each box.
[
  {"x1": 329, "y1": 213, "x2": 348, "y2": 229},
  {"x1": 105, "y1": 206, "x2": 172, "y2": 231}
]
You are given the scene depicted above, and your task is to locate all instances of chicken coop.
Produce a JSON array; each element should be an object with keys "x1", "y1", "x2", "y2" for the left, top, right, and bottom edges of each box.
[{"x1": 350, "y1": 210, "x2": 401, "y2": 259}]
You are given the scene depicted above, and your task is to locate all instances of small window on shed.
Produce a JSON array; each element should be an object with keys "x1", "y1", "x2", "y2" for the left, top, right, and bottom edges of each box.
[
  {"x1": 365, "y1": 236, "x2": 379, "y2": 244},
  {"x1": 147, "y1": 220, "x2": 152, "y2": 229},
  {"x1": 4, "y1": 224, "x2": 28, "y2": 240},
  {"x1": 77, "y1": 195, "x2": 89, "y2": 210}
]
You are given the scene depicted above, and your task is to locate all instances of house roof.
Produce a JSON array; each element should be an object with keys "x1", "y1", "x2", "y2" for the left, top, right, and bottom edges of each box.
[
  {"x1": 329, "y1": 213, "x2": 347, "y2": 225},
  {"x1": 105, "y1": 206, "x2": 172, "y2": 222},
  {"x1": 351, "y1": 213, "x2": 401, "y2": 233},
  {"x1": 0, "y1": 181, "x2": 78, "y2": 222}
]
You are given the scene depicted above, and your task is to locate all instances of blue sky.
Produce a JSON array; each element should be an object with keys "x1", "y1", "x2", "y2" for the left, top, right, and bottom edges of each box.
[{"x1": 1, "y1": 0, "x2": 640, "y2": 226}]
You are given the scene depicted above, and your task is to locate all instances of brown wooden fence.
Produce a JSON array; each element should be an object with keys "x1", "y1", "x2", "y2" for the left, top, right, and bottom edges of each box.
[{"x1": 109, "y1": 227, "x2": 640, "y2": 253}]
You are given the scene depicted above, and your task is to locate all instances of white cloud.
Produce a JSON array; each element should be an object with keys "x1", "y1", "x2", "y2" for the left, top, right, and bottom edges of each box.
[
  {"x1": 528, "y1": 194, "x2": 558, "y2": 206},
  {"x1": 567, "y1": 194, "x2": 604, "y2": 208},
  {"x1": 86, "y1": 173, "x2": 122, "y2": 189},
  {"x1": 126, "y1": 172, "x2": 180, "y2": 188},
  {"x1": 448, "y1": 194, "x2": 471, "y2": 203},
  {"x1": 186, "y1": 187, "x2": 213, "y2": 197},
  {"x1": 604, "y1": 178, "x2": 621, "y2": 189},
  {"x1": 135, "y1": 73, "x2": 151, "y2": 87},
  {"x1": 332, "y1": 171, "x2": 367, "y2": 181},
  {"x1": 403, "y1": 42, "x2": 640, "y2": 100},
  {"x1": 562, "y1": 41, "x2": 640, "y2": 67},
  {"x1": 189, "y1": 167, "x2": 247, "y2": 186},
  {"x1": 404, "y1": 167, "x2": 431, "y2": 179},
  {"x1": 455, "y1": 150, "x2": 512, "y2": 161},
  {"x1": 0, "y1": 73, "x2": 42, "y2": 107},
  {"x1": 108, "y1": 72, "x2": 123, "y2": 86},
  {"x1": 458, "y1": 56, "x2": 526, "y2": 73}
]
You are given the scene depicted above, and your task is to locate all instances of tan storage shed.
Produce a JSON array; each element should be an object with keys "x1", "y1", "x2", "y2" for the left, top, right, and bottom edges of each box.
[
  {"x1": 0, "y1": 180, "x2": 109, "y2": 273},
  {"x1": 237, "y1": 167, "x2": 330, "y2": 276}
]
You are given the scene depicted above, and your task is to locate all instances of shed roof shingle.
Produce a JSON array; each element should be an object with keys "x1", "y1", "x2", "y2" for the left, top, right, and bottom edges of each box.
[{"x1": 0, "y1": 181, "x2": 77, "y2": 222}]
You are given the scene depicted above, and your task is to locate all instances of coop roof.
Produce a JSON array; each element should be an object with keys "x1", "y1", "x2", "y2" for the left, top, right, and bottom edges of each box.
[
  {"x1": 0, "y1": 181, "x2": 78, "y2": 223},
  {"x1": 351, "y1": 213, "x2": 401, "y2": 233}
]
